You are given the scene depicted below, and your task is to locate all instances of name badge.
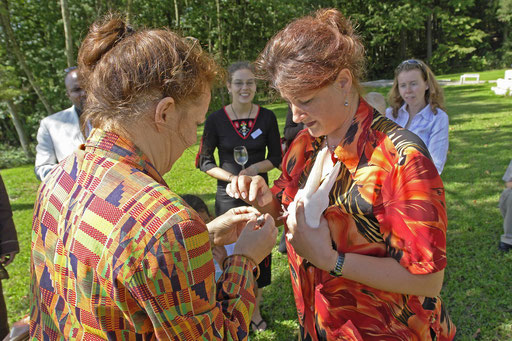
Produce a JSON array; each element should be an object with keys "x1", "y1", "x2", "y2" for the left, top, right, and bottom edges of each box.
[{"x1": 251, "y1": 128, "x2": 262, "y2": 139}]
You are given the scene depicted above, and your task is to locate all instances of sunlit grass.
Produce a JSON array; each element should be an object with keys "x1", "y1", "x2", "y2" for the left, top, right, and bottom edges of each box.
[{"x1": 2, "y1": 80, "x2": 512, "y2": 339}]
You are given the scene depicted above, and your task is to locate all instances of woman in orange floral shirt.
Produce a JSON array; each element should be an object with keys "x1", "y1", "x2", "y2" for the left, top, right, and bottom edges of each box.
[{"x1": 227, "y1": 8, "x2": 456, "y2": 341}]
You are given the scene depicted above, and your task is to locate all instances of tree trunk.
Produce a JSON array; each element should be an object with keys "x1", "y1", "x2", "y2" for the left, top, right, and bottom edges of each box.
[
  {"x1": 215, "y1": 0, "x2": 225, "y2": 105},
  {"x1": 59, "y1": 0, "x2": 74, "y2": 67},
  {"x1": 173, "y1": 0, "x2": 179, "y2": 28},
  {"x1": 208, "y1": 15, "x2": 212, "y2": 54},
  {"x1": 215, "y1": 0, "x2": 223, "y2": 61},
  {"x1": 126, "y1": 0, "x2": 132, "y2": 25},
  {"x1": 6, "y1": 100, "x2": 33, "y2": 158},
  {"x1": 400, "y1": 28, "x2": 406, "y2": 61},
  {"x1": 0, "y1": 0, "x2": 54, "y2": 115},
  {"x1": 426, "y1": 12, "x2": 432, "y2": 61}
]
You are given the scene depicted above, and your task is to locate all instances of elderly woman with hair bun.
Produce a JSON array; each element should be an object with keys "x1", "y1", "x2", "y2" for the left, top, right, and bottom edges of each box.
[
  {"x1": 227, "y1": 8, "x2": 456, "y2": 340},
  {"x1": 29, "y1": 15, "x2": 277, "y2": 340},
  {"x1": 386, "y1": 59, "x2": 449, "y2": 174}
]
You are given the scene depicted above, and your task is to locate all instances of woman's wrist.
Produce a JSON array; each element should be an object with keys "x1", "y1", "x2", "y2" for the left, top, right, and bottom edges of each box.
[
  {"x1": 251, "y1": 163, "x2": 260, "y2": 174},
  {"x1": 323, "y1": 249, "x2": 340, "y2": 273}
]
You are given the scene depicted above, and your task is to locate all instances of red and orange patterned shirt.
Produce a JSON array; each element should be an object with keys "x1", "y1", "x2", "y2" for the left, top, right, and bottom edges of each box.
[
  {"x1": 272, "y1": 99, "x2": 456, "y2": 340},
  {"x1": 30, "y1": 129, "x2": 256, "y2": 340}
]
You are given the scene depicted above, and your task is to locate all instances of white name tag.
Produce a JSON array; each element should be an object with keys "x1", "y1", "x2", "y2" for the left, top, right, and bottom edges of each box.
[{"x1": 251, "y1": 128, "x2": 262, "y2": 139}]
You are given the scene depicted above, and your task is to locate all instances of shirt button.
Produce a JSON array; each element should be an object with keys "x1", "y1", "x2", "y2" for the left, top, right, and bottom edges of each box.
[{"x1": 310, "y1": 306, "x2": 314, "y2": 312}]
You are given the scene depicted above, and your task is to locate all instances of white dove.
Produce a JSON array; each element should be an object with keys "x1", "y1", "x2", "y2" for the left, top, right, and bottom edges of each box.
[{"x1": 287, "y1": 146, "x2": 341, "y2": 228}]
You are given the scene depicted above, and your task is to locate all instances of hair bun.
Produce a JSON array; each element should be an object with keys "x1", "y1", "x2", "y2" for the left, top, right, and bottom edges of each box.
[
  {"x1": 315, "y1": 8, "x2": 353, "y2": 36},
  {"x1": 78, "y1": 14, "x2": 134, "y2": 77}
]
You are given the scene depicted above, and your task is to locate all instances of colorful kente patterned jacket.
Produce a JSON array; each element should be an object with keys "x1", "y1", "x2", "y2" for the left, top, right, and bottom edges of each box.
[
  {"x1": 271, "y1": 99, "x2": 456, "y2": 341},
  {"x1": 30, "y1": 129, "x2": 256, "y2": 340}
]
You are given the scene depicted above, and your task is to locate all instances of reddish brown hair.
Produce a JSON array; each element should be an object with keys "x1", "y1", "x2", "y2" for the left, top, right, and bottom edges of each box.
[
  {"x1": 387, "y1": 59, "x2": 445, "y2": 118},
  {"x1": 78, "y1": 14, "x2": 220, "y2": 131},
  {"x1": 256, "y1": 8, "x2": 365, "y2": 98}
]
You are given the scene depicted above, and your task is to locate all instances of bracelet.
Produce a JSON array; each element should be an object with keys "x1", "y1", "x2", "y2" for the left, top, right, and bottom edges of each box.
[
  {"x1": 222, "y1": 254, "x2": 260, "y2": 280},
  {"x1": 227, "y1": 174, "x2": 235, "y2": 182},
  {"x1": 329, "y1": 252, "x2": 345, "y2": 277}
]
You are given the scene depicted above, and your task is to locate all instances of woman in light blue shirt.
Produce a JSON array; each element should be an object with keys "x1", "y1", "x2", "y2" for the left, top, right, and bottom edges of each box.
[{"x1": 386, "y1": 59, "x2": 449, "y2": 174}]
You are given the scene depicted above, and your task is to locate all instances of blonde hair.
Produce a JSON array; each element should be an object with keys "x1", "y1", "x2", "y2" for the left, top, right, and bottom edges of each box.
[
  {"x1": 78, "y1": 14, "x2": 220, "y2": 132},
  {"x1": 256, "y1": 8, "x2": 365, "y2": 98},
  {"x1": 387, "y1": 59, "x2": 445, "y2": 118}
]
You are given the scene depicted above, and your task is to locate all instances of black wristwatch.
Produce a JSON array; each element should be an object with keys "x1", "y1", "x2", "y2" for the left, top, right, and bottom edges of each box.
[{"x1": 329, "y1": 253, "x2": 345, "y2": 277}]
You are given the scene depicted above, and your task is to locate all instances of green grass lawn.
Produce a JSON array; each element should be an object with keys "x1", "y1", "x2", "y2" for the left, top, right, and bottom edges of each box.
[
  {"x1": 1, "y1": 77, "x2": 512, "y2": 340},
  {"x1": 436, "y1": 68, "x2": 510, "y2": 82}
]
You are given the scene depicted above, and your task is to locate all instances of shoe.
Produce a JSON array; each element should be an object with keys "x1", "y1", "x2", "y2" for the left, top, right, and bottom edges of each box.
[
  {"x1": 498, "y1": 241, "x2": 512, "y2": 252},
  {"x1": 250, "y1": 318, "x2": 267, "y2": 332}
]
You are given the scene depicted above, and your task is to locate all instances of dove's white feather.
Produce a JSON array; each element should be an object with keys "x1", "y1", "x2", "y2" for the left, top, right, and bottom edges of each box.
[{"x1": 287, "y1": 146, "x2": 340, "y2": 228}]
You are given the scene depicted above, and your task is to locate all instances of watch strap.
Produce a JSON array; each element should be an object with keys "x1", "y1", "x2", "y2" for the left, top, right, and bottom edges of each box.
[{"x1": 329, "y1": 253, "x2": 345, "y2": 277}]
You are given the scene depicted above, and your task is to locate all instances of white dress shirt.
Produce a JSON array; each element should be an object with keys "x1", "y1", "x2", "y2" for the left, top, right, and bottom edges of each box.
[
  {"x1": 385, "y1": 104, "x2": 449, "y2": 174},
  {"x1": 35, "y1": 106, "x2": 85, "y2": 181}
]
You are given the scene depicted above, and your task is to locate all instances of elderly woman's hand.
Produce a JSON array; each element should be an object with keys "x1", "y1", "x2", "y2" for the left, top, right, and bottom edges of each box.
[
  {"x1": 226, "y1": 175, "x2": 273, "y2": 207},
  {"x1": 234, "y1": 214, "x2": 278, "y2": 264},
  {"x1": 286, "y1": 200, "x2": 338, "y2": 272},
  {"x1": 212, "y1": 245, "x2": 228, "y2": 266},
  {"x1": 207, "y1": 206, "x2": 260, "y2": 246}
]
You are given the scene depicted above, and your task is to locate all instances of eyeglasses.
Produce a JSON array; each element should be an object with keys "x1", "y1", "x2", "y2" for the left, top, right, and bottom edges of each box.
[{"x1": 65, "y1": 66, "x2": 77, "y2": 73}]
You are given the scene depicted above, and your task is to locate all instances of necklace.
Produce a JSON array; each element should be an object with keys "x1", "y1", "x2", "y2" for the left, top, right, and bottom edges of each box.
[
  {"x1": 231, "y1": 104, "x2": 253, "y2": 121},
  {"x1": 325, "y1": 136, "x2": 338, "y2": 152}
]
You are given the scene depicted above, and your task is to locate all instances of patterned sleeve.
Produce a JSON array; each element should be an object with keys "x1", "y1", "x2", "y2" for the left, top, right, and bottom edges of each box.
[
  {"x1": 375, "y1": 142, "x2": 448, "y2": 275},
  {"x1": 271, "y1": 130, "x2": 312, "y2": 207},
  {"x1": 196, "y1": 113, "x2": 219, "y2": 172},
  {"x1": 126, "y1": 217, "x2": 255, "y2": 340}
]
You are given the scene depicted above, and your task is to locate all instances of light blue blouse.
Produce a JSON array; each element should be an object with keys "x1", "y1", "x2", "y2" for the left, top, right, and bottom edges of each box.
[{"x1": 386, "y1": 104, "x2": 449, "y2": 174}]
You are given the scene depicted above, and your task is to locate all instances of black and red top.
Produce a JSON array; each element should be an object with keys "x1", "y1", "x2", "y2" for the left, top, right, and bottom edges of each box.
[{"x1": 196, "y1": 105, "x2": 282, "y2": 187}]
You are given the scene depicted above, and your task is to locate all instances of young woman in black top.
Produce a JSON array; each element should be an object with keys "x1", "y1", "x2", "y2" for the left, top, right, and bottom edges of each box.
[{"x1": 196, "y1": 61, "x2": 281, "y2": 332}]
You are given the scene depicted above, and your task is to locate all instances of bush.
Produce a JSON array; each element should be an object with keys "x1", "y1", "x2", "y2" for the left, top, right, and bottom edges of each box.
[{"x1": 0, "y1": 146, "x2": 34, "y2": 169}]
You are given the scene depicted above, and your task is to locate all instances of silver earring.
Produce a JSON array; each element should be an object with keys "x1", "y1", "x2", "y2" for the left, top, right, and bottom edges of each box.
[{"x1": 344, "y1": 100, "x2": 349, "y2": 107}]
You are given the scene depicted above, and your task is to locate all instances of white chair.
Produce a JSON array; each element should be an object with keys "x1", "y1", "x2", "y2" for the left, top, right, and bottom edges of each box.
[
  {"x1": 491, "y1": 70, "x2": 512, "y2": 95},
  {"x1": 459, "y1": 73, "x2": 480, "y2": 84}
]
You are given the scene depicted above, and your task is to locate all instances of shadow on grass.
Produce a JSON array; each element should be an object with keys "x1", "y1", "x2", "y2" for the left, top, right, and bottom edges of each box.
[
  {"x1": 10, "y1": 203, "x2": 35, "y2": 211},
  {"x1": 441, "y1": 114, "x2": 512, "y2": 338}
]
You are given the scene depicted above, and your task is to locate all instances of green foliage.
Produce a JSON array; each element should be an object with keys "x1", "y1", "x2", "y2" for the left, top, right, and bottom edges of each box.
[
  {"x1": 0, "y1": 64, "x2": 22, "y2": 101},
  {"x1": 0, "y1": 0, "x2": 511, "y2": 149},
  {"x1": 497, "y1": 0, "x2": 512, "y2": 22},
  {"x1": 2, "y1": 81, "x2": 512, "y2": 340},
  {"x1": 0, "y1": 145, "x2": 33, "y2": 168}
]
